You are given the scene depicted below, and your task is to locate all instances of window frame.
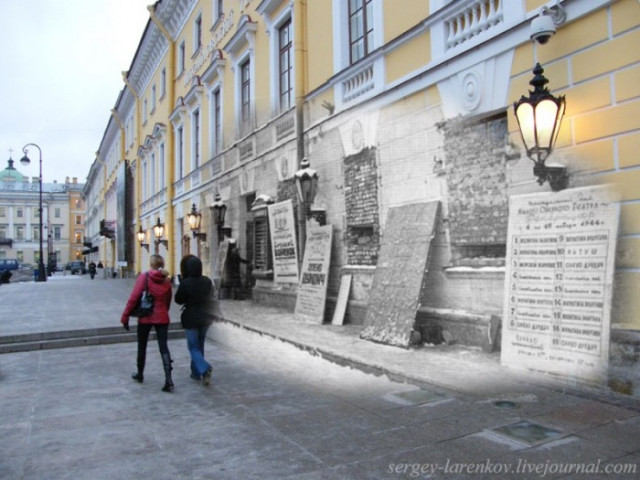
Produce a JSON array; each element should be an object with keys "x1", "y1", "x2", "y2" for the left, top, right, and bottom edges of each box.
[
  {"x1": 348, "y1": 0, "x2": 374, "y2": 64},
  {"x1": 211, "y1": 87, "x2": 222, "y2": 156},
  {"x1": 191, "y1": 108, "x2": 201, "y2": 170},
  {"x1": 332, "y1": 0, "x2": 383, "y2": 72},
  {"x1": 193, "y1": 13, "x2": 203, "y2": 54},
  {"x1": 176, "y1": 125, "x2": 185, "y2": 180},
  {"x1": 178, "y1": 41, "x2": 186, "y2": 75},
  {"x1": 278, "y1": 18, "x2": 293, "y2": 112}
]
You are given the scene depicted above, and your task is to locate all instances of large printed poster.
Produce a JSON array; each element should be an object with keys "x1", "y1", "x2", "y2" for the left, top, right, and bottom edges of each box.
[
  {"x1": 501, "y1": 185, "x2": 619, "y2": 384},
  {"x1": 295, "y1": 224, "x2": 333, "y2": 323},
  {"x1": 268, "y1": 200, "x2": 299, "y2": 283}
]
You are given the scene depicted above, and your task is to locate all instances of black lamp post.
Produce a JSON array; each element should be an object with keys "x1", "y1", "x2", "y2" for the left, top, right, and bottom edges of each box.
[
  {"x1": 514, "y1": 63, "x2": 567, "y2": 191},
  {"x1": 20, "y1": 143, "x2": 46, "y2": 282},
  {"x1": 210, "y1": 193, "x2": 227, "y2": 243}
]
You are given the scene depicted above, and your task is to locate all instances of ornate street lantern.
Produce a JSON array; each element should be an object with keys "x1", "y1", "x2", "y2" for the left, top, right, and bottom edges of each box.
[
  {"x1": 294, "y1": 158, "x2": 319, "y2": 217},
  {"x1": 153, "y1": 217, "x2": 168, "y2": 248},
  {"x1": 137, "y1": 225, "x2": 149, "y2": 251},
  {"x1": 514, "y1": 63, "x2": 567, "y2": 191},
  {"x1": 187, "y1": 203, "x2": 206, "y2": 241}
]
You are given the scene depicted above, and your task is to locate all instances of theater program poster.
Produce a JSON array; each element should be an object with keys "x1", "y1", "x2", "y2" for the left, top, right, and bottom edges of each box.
[
  {"x1": 295, "y1": 224, "x2": 333, "y2": 323},
  {"x1": 501, "y1": 185, "x2": 619, "y2": 384},
  {"x1": 268, "y1": 200, "x2": 299, "y2": 283}
]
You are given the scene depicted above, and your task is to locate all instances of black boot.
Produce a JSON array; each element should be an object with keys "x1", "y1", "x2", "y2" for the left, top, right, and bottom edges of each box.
[
  {"x1": 161, "y1": 352, "x2": 174, "y2": 392},
  {"x1": 132, "y1": 350, "x2": 145, "y2": 383}
]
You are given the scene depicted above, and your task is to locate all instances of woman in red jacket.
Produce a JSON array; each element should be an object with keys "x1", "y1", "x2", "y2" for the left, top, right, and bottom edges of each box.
[{"x1": 121, "y1": 254, "x2": 174, "y2": 392}]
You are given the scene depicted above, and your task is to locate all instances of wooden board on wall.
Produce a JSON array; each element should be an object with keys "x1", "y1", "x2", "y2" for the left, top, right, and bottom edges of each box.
[
  {"x1": 295, "y1": 225, "x2": 333, "y2": 324},
  {"x1": 331, "y1": 274, "x2": 353, "y2": 326},
  {"x1": 360, "y1": 201, "x2": 440, "y2": 347},
  {"x1": 501, "y1": 185, "x2": 619, "y2": 385}
]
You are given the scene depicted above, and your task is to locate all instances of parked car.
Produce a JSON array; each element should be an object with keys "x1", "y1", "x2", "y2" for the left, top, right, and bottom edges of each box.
[
  {"x1": 0, "y1": 259, "x2": 19, "y2": 272},
  {"x1": 66, "y1": 261, "x2": 86, "y2": 275},
  {"x1": 0, "y1": 259, "x2": 19, "y2": 283}
]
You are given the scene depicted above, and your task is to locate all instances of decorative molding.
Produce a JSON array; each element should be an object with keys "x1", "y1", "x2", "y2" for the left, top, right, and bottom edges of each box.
[
  {"x1": 184, "y1": 75, "x2": 204, "y2": 107},
  {"x1": 436, "y1": 52, "x2": 513, "y2": 118},
  {"x1": 169, "y1": 96, "x2": 187, "y2": 126},
  {"x1": 201, "y1": 50, "x2": 227, "y2": 86},
  {"x1": 223, "y1": 14, "x2": 258, "y2": 60}
]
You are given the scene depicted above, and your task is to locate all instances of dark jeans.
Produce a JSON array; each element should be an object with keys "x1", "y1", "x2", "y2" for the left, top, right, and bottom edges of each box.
[{"x1": 137, "y1": 323, "x2": 170, "y2": 360}]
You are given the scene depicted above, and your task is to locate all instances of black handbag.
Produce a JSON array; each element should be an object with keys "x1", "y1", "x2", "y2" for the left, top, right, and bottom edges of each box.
[{"x1": 131, "y1": 273, "x2": 154, "y2": 317}]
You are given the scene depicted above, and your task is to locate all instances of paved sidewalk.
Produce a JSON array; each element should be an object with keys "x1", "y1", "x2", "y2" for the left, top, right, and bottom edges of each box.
[
  {"x1": 2, "y1": 274, "x2": 639, "y2": 405},
  {"x1": 1, "y1": 276, "x2": 640, "y2": 479}
]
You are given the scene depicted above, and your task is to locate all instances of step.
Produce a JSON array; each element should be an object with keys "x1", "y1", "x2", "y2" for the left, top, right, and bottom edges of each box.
[
  {"x1": 0, "y1": 326, "x2": 185, "y2": 354},
  {"x1": 0, "y1": 323, "x2": 183, "y2": 345}
]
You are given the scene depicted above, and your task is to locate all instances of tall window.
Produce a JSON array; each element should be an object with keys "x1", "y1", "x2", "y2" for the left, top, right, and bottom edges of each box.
[
  {"x1": 143, "y1": 161, "x2": 148, "y2": 199},
  {"x1": 32, "y1": 226, "x2": 39, "y2": 241},
  {"x1": 0, "y1": 225, "x2": 6, "y2": 239},
  {"x1": 177, "y1": 126, "x2": 185, "y2": 179},
  {"x1": 143, "y1": 99, "x2": 148, "y2": 123},
  {"x1": 214, "y1": 0, "x2": 224, "y2": 21},
  {"x1": 192, "y1": 109, "x2": 201, "y2": 169},
  {"x1": 213, "y1": 89, "x2": 221, "y2": 154},
  {"x1": 178, "y1": 41, "x2": 186, "y2": 74},
  {"x1": 159, "y1": 143, "x2": 165, "y2": 189},
  {"x1": 150, "y1": 153, "x2": 156, "y2": 194},
  {"x1": 17, "y1": 208, "x2": 23, "y2": 218},
  {"x1": 279, "y1": 19, "x2": 293, "y2": 111},
  {"x1": 55, "y1": 207, "x2": 60, "y2": 218},
  {"x1": 151, "y1": 85, "x2": 156, "y2": 112},
  {"x1": 75, "y1": 215, "x2": 82, "y2": 225},
  {"x1": 0, "y1": 206, "x2": 4, "y2": 217},
  {"x1": 194, "y1": 14, "x2": 202, "y2": 52},
  {"x1": 161, "y1": 68, "x2": 166, "y2": 98},
  {"x1": 16, "y1": 250, "x2": 23, "y2": 262},
  {"x1": 53, "y1": 226, "x2": 61, "y2": 240},
  {"x1": 349, "y1": 0, "x2": 374, "y2": 64},
  {"x1": 241, "y1": 60, "x2": 251, "y2": 128},
  {"x1": 15, "y1": 225, "x2": 24, "y2": 240}
]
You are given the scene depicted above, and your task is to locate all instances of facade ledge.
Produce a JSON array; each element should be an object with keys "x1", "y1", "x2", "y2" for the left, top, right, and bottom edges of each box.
[{"x1": 223, "y1": 14, "x2": 257, "y2": 57}]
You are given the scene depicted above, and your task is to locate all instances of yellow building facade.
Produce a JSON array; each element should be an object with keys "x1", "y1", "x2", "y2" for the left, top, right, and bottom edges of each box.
[{"x1": 84, "y1": 0, "x2": 640, "y2": 385}]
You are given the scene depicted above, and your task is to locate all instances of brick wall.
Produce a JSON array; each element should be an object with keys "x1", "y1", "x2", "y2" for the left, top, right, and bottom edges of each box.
[
  {"x1": 343, "y1": 147, "x2": 380, "y2": 265},
  {"x1": 441, "y1": 114, "x2": 509, "y2": 265}
]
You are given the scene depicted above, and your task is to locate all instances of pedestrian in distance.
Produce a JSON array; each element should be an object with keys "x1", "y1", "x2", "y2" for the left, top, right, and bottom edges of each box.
[
  {"x1": 88, "y1": 261, "x2": 97, "y2": 280},
  {"x1": 224, "y1": 239, "x2": 251, "y2": 300},
  {"x1": 174, "y1": 255, "x2": 217, "y2": 386},
  {"x1": 121, "y1": 254, "x2": 175, "y2": 392}
]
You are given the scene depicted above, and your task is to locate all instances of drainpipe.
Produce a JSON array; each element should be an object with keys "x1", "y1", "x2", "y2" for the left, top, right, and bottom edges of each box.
[
  {"x1": 294, "y1": 0, "x2": 308, "y2": 264},
  {"x1": 148, "y1": 4, "x2": 176, "y2": 278}
]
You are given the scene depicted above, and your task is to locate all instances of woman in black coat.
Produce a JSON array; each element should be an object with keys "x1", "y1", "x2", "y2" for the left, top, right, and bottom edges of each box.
[{"x1": 174, "y1": 255, "x2": 216, "y2": 385}]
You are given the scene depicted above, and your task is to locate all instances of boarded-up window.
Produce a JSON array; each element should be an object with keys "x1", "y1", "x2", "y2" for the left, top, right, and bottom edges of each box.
[{"x1": 252, "y1": 209, "x2": 273, "y2": 273}]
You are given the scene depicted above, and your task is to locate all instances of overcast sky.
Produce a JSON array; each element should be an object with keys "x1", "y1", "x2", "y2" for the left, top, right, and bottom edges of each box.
[{"x1": 0, "y1": 0, "x2": 150, "y2": 183}]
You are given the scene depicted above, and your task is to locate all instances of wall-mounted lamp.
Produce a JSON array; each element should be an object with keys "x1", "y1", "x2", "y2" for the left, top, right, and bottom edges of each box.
[
  {"x1": 137, "y1": 225, "x2": 149, "y2": 251},
  {"x1": 153, "y1": 217, "x2": 168, "y2": 248},
  {"x1": 187, "y1": 203, "x2": 207, "y2": 241},
  {"x1": 294, "y1": 158, "x2": 319, "y2": 218},
  {"x1": 210, "y1": 193, "x2": 227, "y2": 243},
  {"x1": 513, "y1": 63, "x2": 567, "y2": 191}
]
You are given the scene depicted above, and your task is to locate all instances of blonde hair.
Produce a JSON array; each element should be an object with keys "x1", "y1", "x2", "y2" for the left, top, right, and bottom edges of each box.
[{"x1": 150, "y1": 254, "x2": 165, "y2": 270}]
